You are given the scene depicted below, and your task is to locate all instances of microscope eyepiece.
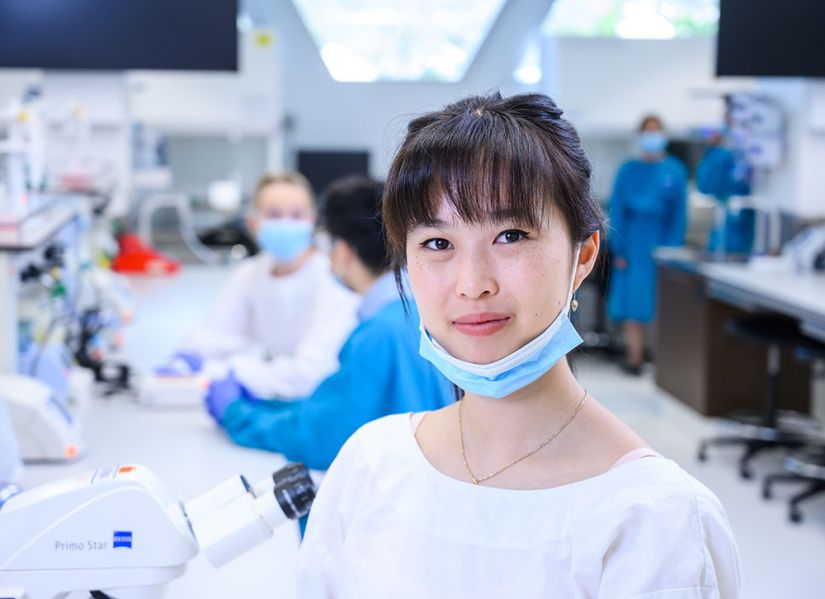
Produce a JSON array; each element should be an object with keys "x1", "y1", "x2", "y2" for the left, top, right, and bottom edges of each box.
[{"x1": 272, "y1": 463, "x2": 315, "y2": 520}]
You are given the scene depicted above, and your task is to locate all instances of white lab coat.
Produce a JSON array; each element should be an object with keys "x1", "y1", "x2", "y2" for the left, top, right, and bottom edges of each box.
[
  {"x1": 297, "y1": 414, "x2": 741, "y2": 599},
  {"x1": 0, "y1": 399, "x2": 22, "y2": 483},
  {"x1": 183, "y1": 252, "x2": 359, "y2": 399}
]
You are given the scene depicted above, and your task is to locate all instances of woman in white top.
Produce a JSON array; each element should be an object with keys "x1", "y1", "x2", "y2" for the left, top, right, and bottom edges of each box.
[
  {"x1": 169, "y1": 171, "x2": 359, "y2": 399},
  {"x1": 296, "y1": 93, "x2": 740, "y2": 598}
]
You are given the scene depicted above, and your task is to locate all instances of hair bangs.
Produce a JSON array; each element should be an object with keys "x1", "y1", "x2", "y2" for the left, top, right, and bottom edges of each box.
[{"x1": 384, "y1": 114, "x2": 556, "y2": 253}]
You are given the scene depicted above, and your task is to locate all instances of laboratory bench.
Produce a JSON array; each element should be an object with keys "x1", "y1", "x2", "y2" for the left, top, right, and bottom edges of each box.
[
  {"x1": 653, "y1": 248, "x2": 825, "y2": 417},
  {"x1": 16, "y1": 265, "x2": 302, "y2": 599}
]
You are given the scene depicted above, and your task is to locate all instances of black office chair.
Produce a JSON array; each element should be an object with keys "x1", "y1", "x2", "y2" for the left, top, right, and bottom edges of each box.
[
  {"x1": 762, "y1": 342, "x2": 825, "y2": 523},
  {"x1": 697, "y1": 315, "x2": 821, "y2": 479}
]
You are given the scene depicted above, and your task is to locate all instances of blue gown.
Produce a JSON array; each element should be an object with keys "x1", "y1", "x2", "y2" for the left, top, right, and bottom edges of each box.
[
  {"x1": 220, "y1": 299, "x2": 453, "y2": 471},
  {"x1": 607, "y1": 156, "x2": 688, "y2": 323},
  {"x1": 696, "y1": 146, "x2": 755, "y2": 254}
]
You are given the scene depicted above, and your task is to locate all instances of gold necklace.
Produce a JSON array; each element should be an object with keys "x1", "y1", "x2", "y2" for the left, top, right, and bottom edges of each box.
[{"x1": 458, "y1": 389, "x2": 589, "y2": 485}]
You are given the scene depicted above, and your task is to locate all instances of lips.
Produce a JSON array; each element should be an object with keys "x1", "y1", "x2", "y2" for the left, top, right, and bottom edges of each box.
[{"x1": 452, "y1": 313, "x2": 511, "y2": 337}]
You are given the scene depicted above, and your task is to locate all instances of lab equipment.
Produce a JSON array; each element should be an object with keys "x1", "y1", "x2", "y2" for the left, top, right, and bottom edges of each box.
[
  {"x1": 785, "y1": 226, "x2": 825, "y2": 272},
  {"x1": 0, "y1": 462, "x2": 315, "y2": 599},
  {"x1": 139, "y1": 374, "x2": 210, "y2": 408},
  {"x1": 0, "y1": 398, "x2": 23, "y2": 483},
  {"x1": 0, "y1": 373, "x2": 83, "y2": 462},
  {"x1": 154, "y1": 350, "x2": 204, "y2": 377}
]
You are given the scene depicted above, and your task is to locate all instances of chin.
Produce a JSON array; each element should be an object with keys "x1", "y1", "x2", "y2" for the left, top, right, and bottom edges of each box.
[{"x1": 443, "y1": 336, "x2": 515, "y2": 365}]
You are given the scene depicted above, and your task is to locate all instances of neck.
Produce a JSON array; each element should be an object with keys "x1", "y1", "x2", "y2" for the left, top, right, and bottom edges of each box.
[
  {"x1": 272, "y1": 248, "x2": 314, "y2": 277},
  {"x1": 460, "y1": 358, "x2": 585, "y2": 452},
  {"x1": 350, "y1": 267, "x2": 382, "y2": 295}
]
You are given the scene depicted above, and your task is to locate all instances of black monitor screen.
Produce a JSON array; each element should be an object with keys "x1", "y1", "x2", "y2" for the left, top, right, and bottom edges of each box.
[
  {"x1": 717, "y1": 0, "x2": 825, "y2": 77},
  {"x1": 297, "y1": 150, "x2": 371, "y2": 196},
  {"x1": 0, "y1": 0, "x2": 238, "y2": 71}
]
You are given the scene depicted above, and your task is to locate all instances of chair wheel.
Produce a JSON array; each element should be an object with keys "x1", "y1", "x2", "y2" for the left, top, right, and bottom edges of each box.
[
  {"x1": 790, "y1": 508, "x2": 803, "y2": 524},
  {"x1": 762, "y1": 484, "x2": 772, "y2": 500},
  {"x1": 740, "y1": 467, "x2": 753, "y2": 480},
  {"x1": 697, "y1": 448, "x2": 707, "y2": 462}
]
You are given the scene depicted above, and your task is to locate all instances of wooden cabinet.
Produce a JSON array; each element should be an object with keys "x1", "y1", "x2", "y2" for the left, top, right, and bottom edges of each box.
[{"x1": 654, "y1": 263, "x2": 811, "y2": 417}]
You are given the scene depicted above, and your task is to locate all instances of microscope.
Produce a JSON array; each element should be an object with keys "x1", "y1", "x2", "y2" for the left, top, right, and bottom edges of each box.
[{"x1": 0, "y1": 463, "x2": 315, "y2": 598}]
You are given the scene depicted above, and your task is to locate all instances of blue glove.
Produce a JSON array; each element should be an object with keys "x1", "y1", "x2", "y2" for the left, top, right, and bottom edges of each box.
[
  {"x1": 205, "y1": 370, "x2": 256, "y2": 424},
  {"x1": 155, "y1": 350, "x2": 204, "y2": 377}
]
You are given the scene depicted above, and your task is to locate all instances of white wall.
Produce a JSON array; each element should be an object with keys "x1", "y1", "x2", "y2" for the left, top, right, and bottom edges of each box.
[{"x1": 542, "y1": 36, "x2": 753, "y2": 138}]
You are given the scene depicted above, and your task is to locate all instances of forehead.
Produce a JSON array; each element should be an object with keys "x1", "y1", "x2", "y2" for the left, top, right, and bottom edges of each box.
[
  {"x1": 257, "y1": 182, "x2": 313, "y2": 210},
  {"x1": 417, "y1": 196, "x2": 559, "y2": 231}
]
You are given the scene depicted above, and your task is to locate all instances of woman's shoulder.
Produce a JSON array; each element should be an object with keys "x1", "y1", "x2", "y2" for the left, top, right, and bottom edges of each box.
[
  {"x1": 589, "y1": 459, "x2": 740, "y2": 595},
  {"x1": 348, "y1": 413, "x2": 417, "y2": 454},
  {"x1": 579, "y1": 456, "x2": 731, "y2": 532}
]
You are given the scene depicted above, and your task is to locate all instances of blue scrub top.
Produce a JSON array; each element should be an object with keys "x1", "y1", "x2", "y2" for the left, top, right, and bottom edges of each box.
[
  {"x1": 221, "y1": 299, "x2": 453, "y2": 470},
  {"x1": 696, "y1": 146, "x2": 755, "y2": 254},
  {"x1": 607, "y1": 156, "x2": 688, "y2": 323}
]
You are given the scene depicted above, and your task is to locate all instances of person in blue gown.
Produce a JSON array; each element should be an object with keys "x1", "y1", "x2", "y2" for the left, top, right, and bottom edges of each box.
[
  {"x1": 204, "y1": 176, "x2": 453, "y2": 470},
  {"x1": 607, "y1": 115, "x2": 688, "y2": 374},
  {"x1": 696, "y1": 104, "x2": 755, "y2": 255}
]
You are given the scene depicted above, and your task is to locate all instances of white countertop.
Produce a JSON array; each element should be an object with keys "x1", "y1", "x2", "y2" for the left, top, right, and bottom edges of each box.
[
  {"x1": 703, "y1": 264, "x2": 825, "y2": 324},
  {"x1": 655, "y1": 248, "x2": 825, "y2": 342}
]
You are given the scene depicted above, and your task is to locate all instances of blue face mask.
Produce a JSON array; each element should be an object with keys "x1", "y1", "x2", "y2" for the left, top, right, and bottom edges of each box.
[
  {"x1": 418, "y1": 248, "x2": 583, "y2": 399},
  {"x1": 256, "y1": 218, "x2": 313, "y2": 262},
  {"x1": 637, "y1": 131, "x2": 668, "y2": 156}
]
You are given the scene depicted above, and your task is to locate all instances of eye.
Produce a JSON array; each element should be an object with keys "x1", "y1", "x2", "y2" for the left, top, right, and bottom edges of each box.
[
  {"x1": 495, "y1": 229, "x2": 530, "y2": 244},
  {"x1": 421, "y1": 238, "x2": 452, "y2": 251}
]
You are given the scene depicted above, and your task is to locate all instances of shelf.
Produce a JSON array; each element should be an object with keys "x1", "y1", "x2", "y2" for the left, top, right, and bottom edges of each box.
[{"x1": 0, "y1": 201, "x2": 78, "y2": 251}]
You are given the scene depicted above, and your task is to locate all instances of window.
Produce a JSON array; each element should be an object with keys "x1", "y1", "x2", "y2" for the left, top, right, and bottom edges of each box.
[{"x1": 542, "y1": 0, "x2": 718, "y2": 39}]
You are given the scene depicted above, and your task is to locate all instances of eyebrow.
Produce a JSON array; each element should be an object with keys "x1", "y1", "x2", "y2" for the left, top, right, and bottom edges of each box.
[{"x1": 410, "y1": 209, "x2": 537, "y2": 232}]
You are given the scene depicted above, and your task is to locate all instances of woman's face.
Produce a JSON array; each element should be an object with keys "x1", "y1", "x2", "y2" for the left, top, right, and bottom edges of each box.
[
  {"x1": 407, "y1": 198, "x2": 599, "y2": 365},
  {"x1": 249, "y1": 182, "x2": 316, "y2": 235}
]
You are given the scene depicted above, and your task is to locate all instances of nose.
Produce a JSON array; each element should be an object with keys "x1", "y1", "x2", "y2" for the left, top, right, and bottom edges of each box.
[{"x1": 454, "y1": 248, "x2": 498, "y2": 300}]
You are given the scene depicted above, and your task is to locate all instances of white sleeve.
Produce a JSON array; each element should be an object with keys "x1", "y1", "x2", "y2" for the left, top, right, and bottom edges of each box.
[
  {"x1": 180, "y1": 261, "x2": 256, "y2": 359},
  {"x1": 230, "y1": 281, "x2": 359, "y2": 398},
  {"x1": 598, "y1": 480, "x2": 741, "y2": 599},
  {"x1": 295, "y1": 432, "x2": 368, "y2": 598}
]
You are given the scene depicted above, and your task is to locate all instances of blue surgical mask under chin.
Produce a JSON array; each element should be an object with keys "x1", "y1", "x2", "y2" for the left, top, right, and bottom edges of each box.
[
  {"x1": 418, "y1": 248, "x2": 583, "y2": 399},
  {"x1": 419, "y1": 311, "x2": 583, "y2": 398},
  {"x1": 256, "y1": 218, "x2": 313, "y2": 262},
  {"x1": 637, "y1": 131, "x2": 668, "y2": 156}
]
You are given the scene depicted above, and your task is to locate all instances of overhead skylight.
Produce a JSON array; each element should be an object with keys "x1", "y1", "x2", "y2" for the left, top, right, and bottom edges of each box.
[
  {"x1": 291, "y1": 0, "x2": 508, "y2": 82},
  {"x1": 542, "y1": 0, "x2": 718, "y2": 39}
]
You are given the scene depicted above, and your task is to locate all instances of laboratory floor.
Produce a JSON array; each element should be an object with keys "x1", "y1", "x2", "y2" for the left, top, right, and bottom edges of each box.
[{"x1": 21, "y1": 265, "x2": 825, "y2": 598}]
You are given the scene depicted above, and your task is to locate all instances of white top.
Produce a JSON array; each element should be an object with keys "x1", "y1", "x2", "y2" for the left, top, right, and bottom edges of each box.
[
  {"x1": 182, "y1": 252, "x2": 359, "y2": 398},
  {"x1": 297, "y1": 414, "x2": 741, "y2": 599}
]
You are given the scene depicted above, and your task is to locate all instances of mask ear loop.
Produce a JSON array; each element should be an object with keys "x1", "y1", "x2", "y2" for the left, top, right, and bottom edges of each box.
[{"x1": 567, "y1": 244, "x2": 582, "y2": 315}]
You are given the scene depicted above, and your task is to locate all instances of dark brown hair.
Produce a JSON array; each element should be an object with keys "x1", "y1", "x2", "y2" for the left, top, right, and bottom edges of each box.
[
  {"x1": 638, "y1": 114, "x2": 664, "y2": 132},
  {"x1": 382, "y1": 92, "x2": 604, "y2": 271}
]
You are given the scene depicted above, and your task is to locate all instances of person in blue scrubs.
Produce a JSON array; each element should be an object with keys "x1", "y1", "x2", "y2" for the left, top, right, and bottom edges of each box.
[
  {"x1": 205, "y1": 176, "x2": 452, "y2": 470},
  {"x1": 696, "y1": 99, "x2": 755, "y2": 254},
  {"x1": 607, "y1": 115, "x2": 688, "y2": 374}
]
